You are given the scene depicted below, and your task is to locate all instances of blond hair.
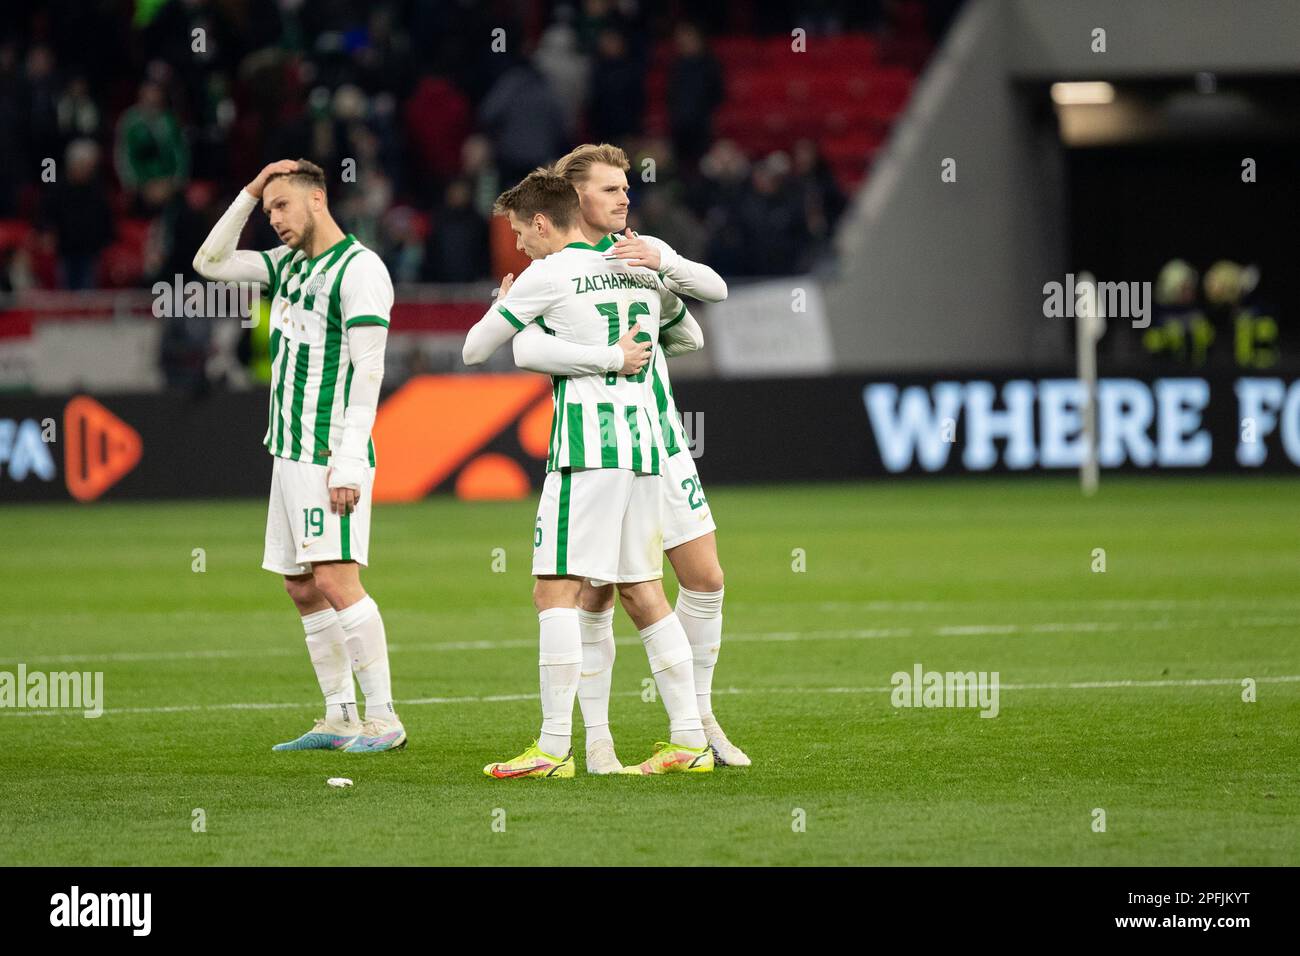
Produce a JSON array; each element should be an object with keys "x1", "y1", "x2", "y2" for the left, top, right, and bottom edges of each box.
[{"x1": 553, "y1": 144, "x2": 630, "y2": 185}]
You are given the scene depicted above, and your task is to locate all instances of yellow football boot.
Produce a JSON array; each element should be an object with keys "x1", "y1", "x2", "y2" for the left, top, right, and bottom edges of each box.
[
  {"x1": 617, "y1": 741, "x2": 714, "y2": 775},
  {"x1": 483, "y1": 741, "x2": 575, "y2": 779}
]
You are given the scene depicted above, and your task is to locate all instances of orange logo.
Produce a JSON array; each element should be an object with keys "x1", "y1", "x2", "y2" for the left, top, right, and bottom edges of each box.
[
  {"x1": 372, "y1": 374, "x2": 552, "y2": 502},
  {"x1": 63, "y1": 396, "x2": 143, "y2": 501}
]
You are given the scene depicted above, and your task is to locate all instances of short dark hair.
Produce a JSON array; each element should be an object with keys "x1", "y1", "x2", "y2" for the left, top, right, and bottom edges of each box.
[
  {"x1": 266, "y1": 159, "x2": 328, "y2": 195},
  {"x1": 492, "y1": 167, "x2": 578, "y2": 230}
]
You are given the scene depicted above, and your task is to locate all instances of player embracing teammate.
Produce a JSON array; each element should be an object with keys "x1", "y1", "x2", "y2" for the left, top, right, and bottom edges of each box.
[{"x1": 464, "y1": 145, "x2": 747, "y2": 776}]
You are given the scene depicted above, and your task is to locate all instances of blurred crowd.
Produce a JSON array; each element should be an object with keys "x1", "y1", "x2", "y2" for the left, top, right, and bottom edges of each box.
[{"x1": 0, "y1": 0, "x2": 957, "y2": 293}]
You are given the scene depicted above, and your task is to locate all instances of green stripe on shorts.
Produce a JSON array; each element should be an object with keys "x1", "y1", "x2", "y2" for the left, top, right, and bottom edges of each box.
[{"x1": 556, "y1": 471, "x2": 571, "y2": 575}]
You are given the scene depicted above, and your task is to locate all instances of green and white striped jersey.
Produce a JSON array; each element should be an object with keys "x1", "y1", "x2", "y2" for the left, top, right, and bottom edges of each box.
[
  {"x1": 601, "y1": 231, "x2": 693, "y2": 459},
  {"x1": 648, "y1": 334, "x2": 691, "y2": 459},
  {"x1": 258, "y1": 234, "x2": 393, "y2": 465},
  {"x1": 496, "y1": 236, "x2": 683, "y2": 474}
]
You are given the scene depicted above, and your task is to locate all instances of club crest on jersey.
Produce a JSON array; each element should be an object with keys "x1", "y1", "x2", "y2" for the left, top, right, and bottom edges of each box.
[{"x1": 305, "y1": 272, "x2": 328, "y2": 296}]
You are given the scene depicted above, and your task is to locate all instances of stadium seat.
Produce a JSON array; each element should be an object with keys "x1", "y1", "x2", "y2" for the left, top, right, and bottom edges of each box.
[
  {"x1": 0, "y1": 220, "x2": 32, "y2": 252},
  {"x1": 644, "y1": 33, "x2": 914, "y2": 192}
]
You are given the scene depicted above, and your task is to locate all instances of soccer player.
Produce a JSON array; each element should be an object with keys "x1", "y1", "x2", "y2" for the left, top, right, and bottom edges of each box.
[
  {"x1": 511, "y1": 144, "x2": 748, "y2": 773},
  {"x1": 192, "y1": 159, "x2": 405, "y2": 753},
  {"x1": 463, "y1": 169, "x2": 711, "y2": 777}
]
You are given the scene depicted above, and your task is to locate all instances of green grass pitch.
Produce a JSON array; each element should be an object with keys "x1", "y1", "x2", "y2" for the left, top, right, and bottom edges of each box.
[{"x1": 1, "y1": 477, "x2": 1297, "y2": 866}]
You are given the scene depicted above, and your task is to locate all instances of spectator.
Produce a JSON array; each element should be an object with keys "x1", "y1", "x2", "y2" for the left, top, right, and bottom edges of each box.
[
  {"x1": 24, "y1": 46, "x2": 62, "y2": 175},
  {"x1": 697, "y1": 139, "x2": 751, "y2": 274},
  {"x1": 629, "y1": 189, "x2": 706, "y2": 264},
  {"x1": 478, "y1": 60, "x2": 568, "y2": 186},
  {"x1": 3, "y1": 2, "x2": 891, "y2": 291},
  {"x1": 735, "y1": 152, "x2": 809, "y2": 276},
  {"x1": 587, "y1": 29, "x2": 644, "y2": 145},
  {"x1": 461, "y1": 135, "x2": 501, "y2": 221},
  {"x1": 43, "y1": 139, "x2": 114, "y2": 290},
  {"x1": 574, "y1": 0, "x2": 642, "y2": 57},
  {"x1": 666, "y1": 23, "x2": 724, "y2": 170},
  {"x1": 791, "y1": 138, "x2": 847, "y2": 244},
  {"x1": 403, "y1": 74, "x2": 472, "y2": 203},
  {"x1": 381, "y1": 206, "x2": 426, "y2": 285},
  {"x1": 159, "y1": 309, "x2": 213, "y2": 396},
  {"x1": 353, "y1": 7, "x2": 416, "y2": 99},
  {"x1": 336, "y1": 160, "x2": 392, "y2": 251},
  {"x1": 56, "y1": 76, "x2": 100, "y2": 149},
  {"x1": 424, "y1": 179, "x2": 489, "y2": 282},
  {"x1": 114, "y1": 80, "x2": 190, "y2": 214},
  {"x1": 882, "y1": 0, "x2": 933, "y2": 69},
  {"x1": 0, "y1": 43, "x2": 26, "y2": 216},
  {"x1": 156, "y1": 181, "x2": 219, "y2": 284},
  {"x1": 534, "y1": 22, "x2": 590, "y2": 139},
  {"x1": 367, "y1": 90, "x2": 406, "y2": 200}
]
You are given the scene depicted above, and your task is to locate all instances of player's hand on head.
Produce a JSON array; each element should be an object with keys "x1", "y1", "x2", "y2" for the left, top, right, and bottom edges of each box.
[
  {"x1": 612, "y1": 229, "x2": 660, "y2": 271},
  {"x1": 617, "y1": 322, "x2": 652, "y2": 375},
  {"x1": 246, "y1": 159, "x2": 300, "y2": 198}
]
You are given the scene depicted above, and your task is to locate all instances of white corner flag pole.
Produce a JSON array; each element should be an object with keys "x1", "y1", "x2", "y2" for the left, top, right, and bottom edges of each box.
[{"x1": 1076, "y1": 272, "x2": 1105, "y2": 496}]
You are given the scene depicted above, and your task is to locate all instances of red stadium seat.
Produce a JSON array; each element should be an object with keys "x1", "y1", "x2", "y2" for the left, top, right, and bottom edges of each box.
[
  {"x1": 97, "y1": 218, "x2": 151, "y2": 288},
  {"x1": 0, "y1": 220, "x2": 32, "y2": 252},
  {"x1": 672, "y1": 32, "x2": 915, "y2": 193}
]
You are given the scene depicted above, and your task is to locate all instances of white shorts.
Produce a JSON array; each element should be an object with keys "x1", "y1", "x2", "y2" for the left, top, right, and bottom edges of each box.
[
  {"x1": 262, "y1": 457, "x2": 373, "y2": 576},
  {"x1": 532, "y1": 468, "x2": 663, "y2": 585},
  {"x1": 661, "y1": 451, "x2": 716, "y2": 551}
]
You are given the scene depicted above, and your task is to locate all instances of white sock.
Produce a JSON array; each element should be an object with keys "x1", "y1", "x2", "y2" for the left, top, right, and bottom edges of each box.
[
  {"x1": 337, "y1": 595, "x2": 397, "y2": 724},
  {"x1": 639, "y1": 612, "x2": 705, "y2": 748},
  {"x1": 577, "y1": 607, "x2": 616, "y2": 747},
  {"x1": 676, "y1": 586, "x2": 724, "y2": 721},
  {"x1": 538, "y1": 607, "x2": 582, "y2": 758},
  {"x1": 302, "y1": 607, "x2": 357, "y2": 725}
]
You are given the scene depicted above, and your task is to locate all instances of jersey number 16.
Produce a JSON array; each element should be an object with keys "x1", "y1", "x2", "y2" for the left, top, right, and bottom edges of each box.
[{"x1": 597, "y1": 301, "x2": 652, "y2": 385}]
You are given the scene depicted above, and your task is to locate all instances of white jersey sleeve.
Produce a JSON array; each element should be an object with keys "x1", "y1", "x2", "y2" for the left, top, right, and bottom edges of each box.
[
  {"x1": 463, "y1": 261, "x2": 559, "y2": 365},
  {"x1": 338, "y1": 250, "x2": 394, "y2": 330},
  {"x1": 498, "y1": 260, "x2": 560, "y2": 330},
  {"x1": 512, "y1": 322, "x2": 624, "y2": 375},
  {"x1": 192, "y1": 189, "x2": 289, "y2": 287},
  {"x1": 655, "y1": 286, "x2": 701, "y2": 356},
  {"x1": 329, "y1": 251, "x2": 391, "y2": 487},
  {"x1": 641, "y1": 234, "x2": 728, "y2": 303},
  {"x1": 659, "y1": 310, "x2": 703, "y2": 357}
]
